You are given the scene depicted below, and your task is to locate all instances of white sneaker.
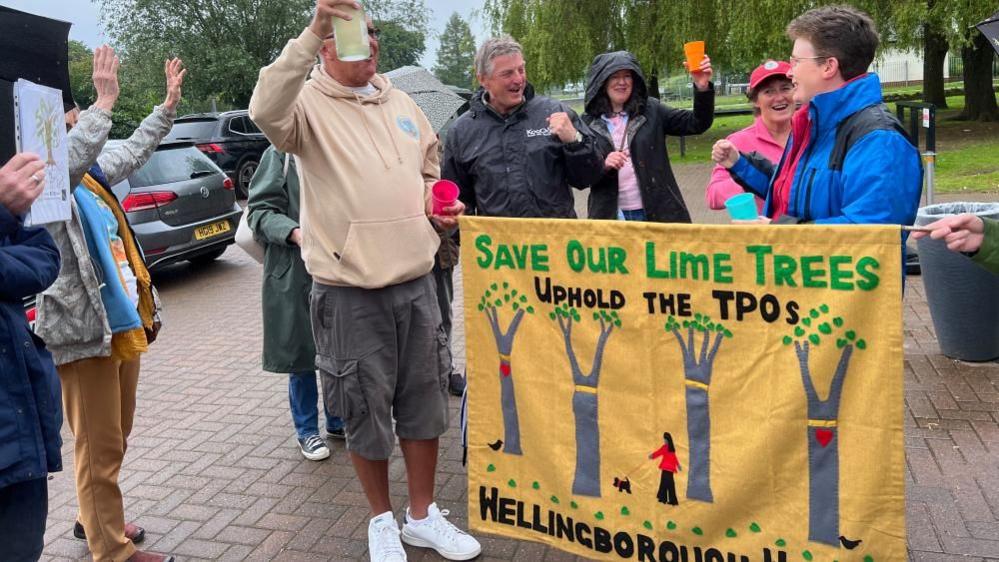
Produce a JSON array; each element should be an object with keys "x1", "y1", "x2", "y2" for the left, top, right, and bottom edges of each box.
[
  {"x1": 368, "y1": 511, "x2": 407, "y2": 562},
  {"x1": 298, "y1": 435, "x2": 330, "y2": 461},
  {"x1": 401, "y1": 503, "x2": 481, "y2": 560}
]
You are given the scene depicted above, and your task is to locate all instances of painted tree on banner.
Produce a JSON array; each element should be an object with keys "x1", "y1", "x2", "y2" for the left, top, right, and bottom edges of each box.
[
  {"x1": 783, "y1": 304, "x2": 866, "y2": 546},
  {"x1": 663, "y1": 312, "x2": 732, "y2": 504},
  {"x1": 549, "y1": 304, "x2": 619, "y2": 498},
  {"x1": 479, "y1": 282, "x2": 535, "y2": 455}
]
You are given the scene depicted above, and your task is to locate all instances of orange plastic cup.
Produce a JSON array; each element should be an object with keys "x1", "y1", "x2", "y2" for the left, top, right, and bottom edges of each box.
[{"x1": 684, "y1": 41, "x2": 705, "y2": 73}]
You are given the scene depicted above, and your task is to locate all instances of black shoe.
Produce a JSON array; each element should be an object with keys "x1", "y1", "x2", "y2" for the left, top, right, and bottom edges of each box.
[
  {"x1": 326, "y1": 426, "x2": 346, "y2": 440},
  {"x1": 448, "y1": 372, "x2": 466, "y2": 397},
  {"x1": 74, "y1": 520, "x2": 146, "y2": 544}
]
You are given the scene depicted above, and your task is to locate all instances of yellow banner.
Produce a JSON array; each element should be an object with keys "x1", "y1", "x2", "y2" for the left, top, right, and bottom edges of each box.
[{"x1": 461, "y1": 217, "x2": 905, "y2": 562}]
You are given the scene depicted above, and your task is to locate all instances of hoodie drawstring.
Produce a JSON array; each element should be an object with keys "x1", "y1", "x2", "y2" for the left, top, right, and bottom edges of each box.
[
  {"x1": 377, "y1": 98, "x2": 404, "y2": 165},
  {"x1": 353, "y1": 91, "x2": 391, "y2": 170}
]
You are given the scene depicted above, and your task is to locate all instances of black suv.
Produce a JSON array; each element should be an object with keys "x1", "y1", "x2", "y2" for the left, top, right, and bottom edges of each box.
[{"x1": 164, "y1": 110, "x2": 270, "y2": 198}]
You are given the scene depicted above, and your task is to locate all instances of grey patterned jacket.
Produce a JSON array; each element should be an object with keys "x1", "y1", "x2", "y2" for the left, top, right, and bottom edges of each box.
[{"x1": 35, "y1": 105, "x2": 176, "y2": 366}]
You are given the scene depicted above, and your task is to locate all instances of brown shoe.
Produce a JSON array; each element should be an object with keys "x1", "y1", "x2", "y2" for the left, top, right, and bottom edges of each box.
[
  {"x1": 126, "y1": 550, "x2": 175, "y2": 562},
  {"x1": 73, "y1": 520, "x2": 146, "y2": 544}
]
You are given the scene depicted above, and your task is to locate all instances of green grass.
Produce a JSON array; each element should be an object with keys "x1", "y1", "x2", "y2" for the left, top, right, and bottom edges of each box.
[{"x1": 934, "y1": 138, "x2": 999, "y2": 193}]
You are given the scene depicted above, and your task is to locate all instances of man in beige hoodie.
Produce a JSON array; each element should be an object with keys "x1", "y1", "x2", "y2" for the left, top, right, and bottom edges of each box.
[{"x1": 249, "y1": 2, "x2": 480, "y2": 561}]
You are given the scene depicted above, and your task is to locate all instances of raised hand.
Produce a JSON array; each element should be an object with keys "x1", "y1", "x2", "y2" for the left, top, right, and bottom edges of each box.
[
  {"x1": 309, "y1": 0, "x2": 363, "y2": 40},
  {"x1": 683, "y1": 55, "x2": 713, "y2": 91},
  {"x1": 711, "y1": 139, "x2": 739, "y2": 169},
  {"x1": 547, "y1": 112, "x2": 578, "y2": 144},
  {"x1": 0, "y1": 153, "x2": 47, "y2": 216},
  {"x1": 92, "y1": 45, "x2": 120, "y2": 112},
  {"x1": 163, "y1": 58, "x2": 187, "y2": 111}
]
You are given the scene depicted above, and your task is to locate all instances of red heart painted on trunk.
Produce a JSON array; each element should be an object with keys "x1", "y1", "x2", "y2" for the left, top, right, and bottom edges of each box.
[
  {"x1": 815, "y1": 428, "x2": 834, "y2": 448},
  {"x1": 499, "y1": 363, "x2": 511, "y2": 377}
]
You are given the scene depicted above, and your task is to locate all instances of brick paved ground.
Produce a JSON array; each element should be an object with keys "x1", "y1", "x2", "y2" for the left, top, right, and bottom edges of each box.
[{"x1": 41, "y1": 164, "x2": 998, "y2": 561}]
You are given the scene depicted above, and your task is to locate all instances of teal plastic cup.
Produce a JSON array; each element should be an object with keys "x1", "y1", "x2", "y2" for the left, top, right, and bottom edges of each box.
[{"x1": 724, "y1": 192, "x2": 758, "y2": 221}]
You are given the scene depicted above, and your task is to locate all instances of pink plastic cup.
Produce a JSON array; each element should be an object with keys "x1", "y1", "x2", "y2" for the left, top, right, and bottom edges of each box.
[{"x1": 432, "y1": 180, "x2": 460, "y2": 215}]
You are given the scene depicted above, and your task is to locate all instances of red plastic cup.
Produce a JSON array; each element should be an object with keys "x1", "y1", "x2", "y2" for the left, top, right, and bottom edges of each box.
[{"x1": 432, "y1": 180, "x2": 460, "y2": 215}]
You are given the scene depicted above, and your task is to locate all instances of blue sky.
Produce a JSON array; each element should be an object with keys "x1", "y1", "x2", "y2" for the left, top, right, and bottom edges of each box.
[{"x1": 3, "y1": 0, "x2": 489, "y2": 68}]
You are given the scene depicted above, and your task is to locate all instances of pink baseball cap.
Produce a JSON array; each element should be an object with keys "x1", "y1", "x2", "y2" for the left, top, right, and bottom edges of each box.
[{"x1": 749, "y1": 59, "x2": 792, "y2": 92}]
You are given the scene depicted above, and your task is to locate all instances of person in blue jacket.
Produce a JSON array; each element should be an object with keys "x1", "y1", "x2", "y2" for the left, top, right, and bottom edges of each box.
[
  {"x1": 0, "y1": 152, "x2": 63, "y2": 561},
  {"x1": 711, "y1": 5, "x2": 922, "y2": 227}
]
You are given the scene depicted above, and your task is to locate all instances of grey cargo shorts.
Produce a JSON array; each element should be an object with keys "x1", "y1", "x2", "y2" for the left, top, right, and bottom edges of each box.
[{"x1": 311, "y1": 274, "x2": 451, "y2": 460}]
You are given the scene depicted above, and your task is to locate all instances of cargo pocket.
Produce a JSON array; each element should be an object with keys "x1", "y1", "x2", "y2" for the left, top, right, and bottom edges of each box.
[
  {"x1": 321, "y1": 358, "x2": 369, "y2": 422},
  {"x1": 435, "y1": 327, "x2": 451, "y2": 392}
]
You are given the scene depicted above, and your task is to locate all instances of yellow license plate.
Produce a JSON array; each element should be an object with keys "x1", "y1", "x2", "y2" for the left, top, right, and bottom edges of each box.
[{"x1": 194, "y1": 220, "x2": 231, "y2": 240}]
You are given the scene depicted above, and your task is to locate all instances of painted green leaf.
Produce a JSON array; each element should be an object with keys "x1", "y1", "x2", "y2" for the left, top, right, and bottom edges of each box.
[
  {"x1": 549, "y1": 312, "x2": 556, "y2": 320},
  {"x1": 809, "y1": 334, "x2": 821, "y2": 346},
  {"x1": 485, "y1": 290, "x2": 491, "y2": 298},
  {"x1": 749, "y1": 522, "x2": 761, "y2": 533},
  {"x1": 611, "y1": 311, "x2": 620, "y2": 319},
  {"x1": 803, "y1": 550, "x2": 813, "y2": 561},
  {"x1": 532, "y1": 481, "x2": 540, "y2": 490},
  {"x1": 502, "y1": 282, "x2": 509, "y2": 289},
  {"x1": 820, "y1": 304, "x2": 829, "y2": 313},
  {"x1": 666, "y1": 521, "x2": 677, "y2": 530},
  {"x1": 706, "y1": 322, "x2": 715, "y2": 331},
  {"x1": 494, "y1": 299, "x2": 502, "y2": 307},
  {"x1": 725, "y1": 528, "x2": 737, "y2": 538},
  {"x1": 478, "y1": 304, "x2": 484, "y2": 312},
  {"x1": 595, "y1": 511, "x2": 604, "y2": 520},
  {"x1": 620, "y1": 506, "x2": 630, "y2": 516},
  {"x1": 783, "y1": 336, "x2": 793, "y2": 346},
  {"x1": 614, "y1": 319, "x2": 622, "y2": 328},
  {"x1": 486, "y1": 464, "x2": 495, "y2": 472},
  {"x1": 819, "y1": 323, "x2": 832, "y2": 334},
  {"x1": 695, "y1": 313, "x2": 703, "y2": 322},
  {"x1": 692, "y1": 526, "x2": 703, "y2": 536},
  {"x1": 683, "y1": 320, "x2": 691, "y2": 328},
  {"x1": 795, "y1": 326, "x2": 806, "y2": 337},
  {"x1": 491, "y1": 283, "x2": 498, "y2": 291},
  {"x1": 504, "y1": 294, "x2": 511, "y2": 302},
  {"x1": 526, "y1": 306, "x2": 535, "y2": 314},
  {"x1": 837, "y1": 339, "x2": 847, "y2": 349},
  {"x1": 507, "y1": 479, "x2": 516, "y2": 488},
  {"x1": 643, "y1": 521, "x2": 653, "y2": 530},
  {"x1": 520, "y1": 295, "x2": 528, "y2": 303},
  {"x1": 856, "y1": 339, "x2": 867, "y2": 350},
  {"x1": 715, "y1": 324, "x2": 725, "y2": 332},
  {"x1": 512, "y1": 302, "x2": 520, "y2": 311},
  {"x1": 511, "y1": 289, "x2": 518, "y2": 297},
  {"x1": 593, "y1": 312, "x2": 600, "y2": 321},
  {"x1": 570, "y1": 501, "x2": 578, "y2": 509},
  {"x1": 775, "y1": 539, "x2": 786, "y2": 547},
  {"x1": 846, "y1": 330, "x2": 856, "y2": 341},
  {"x1": 550, "y1": 495, "x2": 559, "y2": 504},
  {"x1": 723, "y1": 329, "x2": 733, "y2": 338},
  {"x1": 668, "y1": 315, "x2": 676, "y2": 323},
  {"x1": 863, "y1": 556, "x2": 874, "y2": 562},
  {"x1": 833, "y1": 317, "x2": 844, "y2": 327},
  {"x1": 802, "y1": 317, "x2": 812, "y2": 327},
  {"x1": 809, "y1": 308, "x2": 820, "y2": 319}
]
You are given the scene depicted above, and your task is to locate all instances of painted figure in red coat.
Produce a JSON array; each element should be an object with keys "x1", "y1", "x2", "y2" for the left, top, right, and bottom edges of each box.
[{"x1": 649, "y1": 432, "x2": 682, "y2": 506}]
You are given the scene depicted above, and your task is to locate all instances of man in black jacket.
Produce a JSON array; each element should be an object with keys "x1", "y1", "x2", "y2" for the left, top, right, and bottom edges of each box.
[{"x1": 442, "y1": 35, "x2": 604, "y2": 218}]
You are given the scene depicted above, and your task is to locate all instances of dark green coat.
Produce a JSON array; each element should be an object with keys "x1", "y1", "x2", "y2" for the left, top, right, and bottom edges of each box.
[{"x1": 247, "y1": 147, "x2": 315, "y2": 373}]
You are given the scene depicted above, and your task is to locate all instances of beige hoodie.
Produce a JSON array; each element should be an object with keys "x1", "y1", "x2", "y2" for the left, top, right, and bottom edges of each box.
[{"x1": 249, "y1": 28, "x2": 441, "y2": 289}]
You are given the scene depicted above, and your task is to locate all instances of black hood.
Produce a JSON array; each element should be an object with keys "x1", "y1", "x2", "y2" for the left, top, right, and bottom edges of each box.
[{"x1": 584, "y1": 51, "x2": 648, "y2": 116}]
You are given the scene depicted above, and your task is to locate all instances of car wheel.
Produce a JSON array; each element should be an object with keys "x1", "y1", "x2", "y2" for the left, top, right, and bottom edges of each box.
[
  {"x1": 189, "y1": 247, "x2": 226, "y2": 266},
  {"x1": 236, "y1": 158, "x2": 259, "y2": 199}
]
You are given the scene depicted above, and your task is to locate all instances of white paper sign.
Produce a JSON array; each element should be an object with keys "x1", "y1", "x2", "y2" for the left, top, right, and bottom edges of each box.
[{"x1": 15, "y1": 79, "x2": 72, "y2": 226}]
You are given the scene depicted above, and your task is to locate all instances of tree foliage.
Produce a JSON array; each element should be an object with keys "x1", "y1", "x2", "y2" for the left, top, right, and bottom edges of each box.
[
  {"x1": 377, "y1": 20, "x2": 426, "y2": 72},
  {"x1": 433, "y1": 12, "x2": 477, "y2": 88},
  {"x1": 479, "y1": 281, "x2": 535, "y2": 315},
  {"x1": 782, "y1": 304, "x2": 866, "y2": 351}
]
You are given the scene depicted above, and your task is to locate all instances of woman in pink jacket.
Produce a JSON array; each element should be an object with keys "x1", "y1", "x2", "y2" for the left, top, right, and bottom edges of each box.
[{"x1": 705, "y1": 60, "x2": 794, "y2": 212}]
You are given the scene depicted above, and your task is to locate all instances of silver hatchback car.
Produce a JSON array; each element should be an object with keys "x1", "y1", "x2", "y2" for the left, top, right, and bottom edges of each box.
[{"x1": 105, "y1": 140, "x2": 242, "y2": 269}]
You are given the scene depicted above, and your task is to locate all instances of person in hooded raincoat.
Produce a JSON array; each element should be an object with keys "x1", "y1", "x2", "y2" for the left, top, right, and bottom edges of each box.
[{"x1": 581, "y1": 50, "x2": 715, "y2": 223}]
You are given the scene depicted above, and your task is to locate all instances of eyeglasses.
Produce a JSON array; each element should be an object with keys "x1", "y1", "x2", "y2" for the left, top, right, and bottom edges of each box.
[
  {"x1": 789, "y1": 55, "x2": 828, "y2": 67},
  {"x1": 324, "y1": 27, "x2": 381, "y2": 41}
]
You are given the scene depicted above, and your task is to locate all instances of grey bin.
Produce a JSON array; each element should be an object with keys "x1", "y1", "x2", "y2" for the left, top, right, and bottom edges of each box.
[{"x1": 915, "y1": 202, "x2": 999, "y2": 361}]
